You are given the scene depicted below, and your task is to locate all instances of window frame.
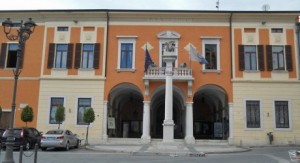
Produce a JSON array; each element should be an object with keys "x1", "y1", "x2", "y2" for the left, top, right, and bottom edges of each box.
[
  {"x1": 244, "y1": 99, "x2": 263, "y2": 130},
  {"x1": 273, "y1": 99, "x2": 292, "y2": 130},
  {"x1": 54, "y1": 44, "x2": 68, "y2": 69},
  {"x1": 76, "y1": 97, "x2": 93, "y2": 126},
  {"x1": 244, "y1": 45, "x2": 258, "y2": 71},
  {"x1": 81, "y1": 44, "x2": 95, "y2": 69},
  {"x1": 117, "y1": 36, "x2": 136, "y2": 71},
  {"x1": 271, "y1": 46, "x2": 285, "y2": 71},
  {"x1": 201, "y1": 38, "x2": 221, "y2": 71},
  {"x1": 5, "y1": 43, "x2": 19, "y2": 69},
  {"x1": 48, "y1": 97, "x2": 65, "y2": 125}
]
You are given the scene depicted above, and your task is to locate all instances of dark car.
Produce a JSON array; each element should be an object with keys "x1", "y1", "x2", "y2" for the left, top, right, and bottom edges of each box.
[
  {"x1": 1, "y1": 127, "x2": 42, "y2": 150},
  {"x1": 0, "y1": 128, "x2": 5, "y2": 144}
]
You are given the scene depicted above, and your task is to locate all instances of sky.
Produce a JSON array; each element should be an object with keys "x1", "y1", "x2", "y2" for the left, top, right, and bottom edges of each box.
[{"x1": 0, "y1": 0, "x2": 299, "y2": 11}]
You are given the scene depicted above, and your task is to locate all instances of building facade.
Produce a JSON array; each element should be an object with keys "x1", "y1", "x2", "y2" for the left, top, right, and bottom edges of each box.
[{"x1": 0, "y1": 10, "x2": 299, "y2": 146}]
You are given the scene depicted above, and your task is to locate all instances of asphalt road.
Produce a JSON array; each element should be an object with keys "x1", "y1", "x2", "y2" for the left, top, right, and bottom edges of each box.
[{"x1": 0, "y1": 146, "x2": 299, "y2": 163}]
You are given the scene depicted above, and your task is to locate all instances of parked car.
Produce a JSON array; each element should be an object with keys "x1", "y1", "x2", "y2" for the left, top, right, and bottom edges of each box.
[
  {"x1": 1, "y1": 127, "x2": 42, "y2": 150},
  {"x1": 40, "y1": 129, "x2": 80, "y2": 151}
]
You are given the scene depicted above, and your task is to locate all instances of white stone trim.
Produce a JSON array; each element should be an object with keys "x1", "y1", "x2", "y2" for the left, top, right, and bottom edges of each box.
[
  {"x1": 117, "y1": 37, "x2": 137, "y2": 70},
  {"x1": 47, "y1": 96, "x2": 66, "y2": 127},
  {"x1": 74, "y1": 96, "x2": 94, "y2": 127},
  {"x1": 272, "y1": 99, "x2": 292, "y2": 131},
  {"x1": 201, "y1": 38, "x2": 221, "y2": 71},
  {"x1": 243, "y1": 99, "x2": 264, "y2": 130}
]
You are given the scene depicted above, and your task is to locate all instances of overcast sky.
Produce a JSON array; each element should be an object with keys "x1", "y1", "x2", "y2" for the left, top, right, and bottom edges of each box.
[{"x1": 0, "y1": 0, "x2": 299, "y2": 11}]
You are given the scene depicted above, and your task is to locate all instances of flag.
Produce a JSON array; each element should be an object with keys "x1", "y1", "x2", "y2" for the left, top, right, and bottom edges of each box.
[
  {"x1": 189, "y1": 44, "x2": 208, "y2": 65},
  {"x1": 144, "y1": 48, "x2": 153, "y2": 72}
]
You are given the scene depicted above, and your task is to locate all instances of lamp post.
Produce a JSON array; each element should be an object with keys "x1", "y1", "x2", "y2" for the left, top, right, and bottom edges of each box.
[{"x1": 1, "y1": 18, "x2": 36, "y2": 163}]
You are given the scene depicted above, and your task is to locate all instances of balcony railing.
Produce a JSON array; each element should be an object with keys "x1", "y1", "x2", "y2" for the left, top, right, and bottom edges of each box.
[{"x1": 144, "y1": 67, "x2": 193, "y2": 81}]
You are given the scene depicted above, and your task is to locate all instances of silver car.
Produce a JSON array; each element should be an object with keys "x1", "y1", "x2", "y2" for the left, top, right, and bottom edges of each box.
[{"x1": 40, "y1": 129, "x2": 80, "y2": 151}]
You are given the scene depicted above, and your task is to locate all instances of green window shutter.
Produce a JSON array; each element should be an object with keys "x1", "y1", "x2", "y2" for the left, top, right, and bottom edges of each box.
[
  {"x1": 285, "y1": 45, "x2": 292, "y2": 71},
  {"x1": 257, "y1": 45, "x2": 264, "y2": 71},
  {"x1": 0, "y1": 43, "x2": 8, "y2": 68},
  {"x1": 67, "y1": 43, "x2": 74, "y2": 69},
  {"x1": 238, "y1": 45, "x2": 245, "y2": 71},
  {"x1": 47, "y1": 43, "x2": 55, "y2": 69},
  {"x1": 266, "y1": 45, "x2": 273, "y2": 71},
  {"x1": 74, "y1": 43, "x2": 82, "y2": 69},
  {"x1": 93, "y1": 43, "x2": 100, "y2": 69}
]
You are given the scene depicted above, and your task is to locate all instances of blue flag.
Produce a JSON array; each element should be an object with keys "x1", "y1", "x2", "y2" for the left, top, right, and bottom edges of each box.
[{"x1": 144, "y1": 49, "x2": 153, "y2": 72}]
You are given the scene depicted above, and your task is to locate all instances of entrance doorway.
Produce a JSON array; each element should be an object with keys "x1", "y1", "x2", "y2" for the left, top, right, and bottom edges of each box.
[{"x1": 193, "y1": 85, "x2": 229, "y2": 140}]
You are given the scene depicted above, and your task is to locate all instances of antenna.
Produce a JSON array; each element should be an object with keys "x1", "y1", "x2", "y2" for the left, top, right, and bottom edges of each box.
[
  {"x1": 262, "y1": 4, "x2": 270, "y2": 11},
  {"x1": 216, "y1": 0, "x2": 220, "y2": 11}
]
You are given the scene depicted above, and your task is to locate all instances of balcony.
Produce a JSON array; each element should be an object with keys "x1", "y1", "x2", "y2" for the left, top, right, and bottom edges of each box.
[{"x1": 144, "y1": 67, "x2": 194, "y2": 81}]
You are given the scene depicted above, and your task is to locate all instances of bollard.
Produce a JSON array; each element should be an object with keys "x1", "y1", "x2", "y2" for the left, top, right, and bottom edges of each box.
[
  {"x1": 19, "y1": 145, "x2": 23, "y2": 163},
  {"x1": 34, "y1": 143, "x2": 38, "y2": 163}
]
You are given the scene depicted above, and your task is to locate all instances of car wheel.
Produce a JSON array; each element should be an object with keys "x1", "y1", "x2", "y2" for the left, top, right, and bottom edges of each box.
[
  {"x1": 65, "y1": 142, "x2": 70, "y2": 151},
  {"x1": 24, "y1": 141, "x2": 30, "y2": 151},
  {"x1": 41, "y1": 147, "x2": 47, "y2": 151}
]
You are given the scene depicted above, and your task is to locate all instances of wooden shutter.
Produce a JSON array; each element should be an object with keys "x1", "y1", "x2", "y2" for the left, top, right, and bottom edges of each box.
[
  {"x1": 0, "y1": 43, "x2": 8, "y2": 68},
  {"x1": 266, "y1": 45, "x2": 273, "y2": 71},
  {"x1": 285, "y1": 45, "x2": 292, "y2": 71},
  {"x1": 238, "y1": 45, "x2": 245, "y2": 71},
  {"x1": 47, "y1": 43, "x2": 55, "y2": 69},
  {"x1": 257, "y1": 45, "x2": 264, "y2": 71},
  {"x1": 93, "y1": 43, "x2": 100, "y2": 69},
  {"x1": 67, "y1": 43, "x2": 74, "y2": 69},
  {"x1": 75, "y1": 43, "x2": 82, "y2": 69}
]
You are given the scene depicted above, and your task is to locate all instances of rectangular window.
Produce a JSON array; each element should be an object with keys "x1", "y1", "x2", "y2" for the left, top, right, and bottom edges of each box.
[
  {"x1": 244, "y1": 46, "x2": 257, "y2": 70},
  {"x1": 272, "y1": 46, "x2": 285, "y2": 70},
  {"x1": 82, "y1": 44, "x2": 94, "y2": 69},
  {"x1": 120, "y1": 43, "x2": 133, "y2": 68},
  {"x1": 57, "y1": 27, "x2": 69, "y2": 31},
  {"x1": 271, "y1": 28, "x2": 283, "y2": 33},
  {"x1": 55, "y1": 44, "x2": 68, "y2": 68},
  {"x1": 6, "y1": 44, "x2": 18, "y2": 68},
  {"x1": 77, "y1": 98, "x2": 91, "y2": 125},
  {"x1": 205, "y1": 44, "x2": 217, "y2": 70},
  {"x1": 49, "y1": 97, "x2": 64, "y2": 124},
  {"x1": 275, "y1": 101, "x2": 289, "y2": 128},
  {"x1": 246, "y1": 100, "x2": 261, "y2": 128}
]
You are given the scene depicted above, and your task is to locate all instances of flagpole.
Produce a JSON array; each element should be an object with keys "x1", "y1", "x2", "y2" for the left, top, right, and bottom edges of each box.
[{"x1": 189, "y1": 43, "x2": 192, "y2": 68}]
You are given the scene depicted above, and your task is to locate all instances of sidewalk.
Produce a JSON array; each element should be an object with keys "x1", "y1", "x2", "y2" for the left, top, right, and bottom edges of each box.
[{"x1": 86, "y1": 143, "x2": 250, "y2": 156}]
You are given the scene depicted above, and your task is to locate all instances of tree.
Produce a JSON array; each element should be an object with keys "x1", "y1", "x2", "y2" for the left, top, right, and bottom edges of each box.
[
  {"x1": 55, "y1": 105, "x2": 65, "y2": 129},
  {"x1": 21, "y1": 105, "x2": 34, "y2": 127},
  {"x1": 83, "y1": 107, "x2": 95, "y2": 145}
]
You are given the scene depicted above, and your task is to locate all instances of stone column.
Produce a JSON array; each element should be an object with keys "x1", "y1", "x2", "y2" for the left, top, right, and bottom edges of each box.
[
  {"x1": 228, "y1": 103, "x2": 234, "y2": 145},
  {"x1": 102, "y1": 101, "x2": 108, "y2": 142},
  {"x1": 141, "y1": 101, "x2": 151, "y2": 143},
  {"x1": 185, "y1": 102, "x2": 195, "y2": 144}
]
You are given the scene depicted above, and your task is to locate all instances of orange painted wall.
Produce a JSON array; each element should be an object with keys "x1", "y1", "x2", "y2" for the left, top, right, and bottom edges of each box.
[
  {"x1": 286, "y1": 29, "x2": 297, "y2": 78},
  {"x1": 96, "y1": 27, "x2": 105, "y2": 76},
  {"x1": 68, "y1": 27, "x2": 81, "y2": 75},
  {"x1": 259, "y1": 28, "x2": 271, "y2": 78},
  {"x1": 234, "y1": 28, "x2": 243, "y2": 78},
  {"x1": 0, "y1": 26, "x2": 44, "y2": 127},
  {"x1": 104, "y1": 25, "x2": 233, "y2": 102}
]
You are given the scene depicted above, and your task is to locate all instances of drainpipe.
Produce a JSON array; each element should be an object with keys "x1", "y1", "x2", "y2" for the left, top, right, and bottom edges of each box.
[
  {"x1": 230, "y1": 13, "x2": 233, "y2": 79},
  {"x1": 105, "y1": 11, "x2": 110, "y2": 77}
]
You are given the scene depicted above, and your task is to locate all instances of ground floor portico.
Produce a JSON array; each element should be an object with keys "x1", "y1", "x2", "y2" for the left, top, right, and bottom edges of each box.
[{"x1": 102, "y1": 83, "x2": 231, "y2": 144}]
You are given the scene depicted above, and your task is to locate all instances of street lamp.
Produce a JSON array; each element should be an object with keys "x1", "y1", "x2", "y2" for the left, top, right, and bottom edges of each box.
[{"x1": 2, "y1": 18, "x2": 36, "y2": 163}]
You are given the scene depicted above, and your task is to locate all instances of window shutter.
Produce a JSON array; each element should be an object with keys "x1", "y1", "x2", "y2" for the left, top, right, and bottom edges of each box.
[
  {"x1": 67, "y1": 43, "x2": 74, "y2": 69},
  {"x1": 19, "y1": 43, "x2": 25, "y2": 69},
  {"x1": 285, "y1": 45, "x2": 292, "y2": 71},
  {"x1": 238, "y1": 45, "x2": 245, "y2": 71},
  {"x1": 93, "y1": 43, "x2": 100, "y2": 69},
  {"x1": 75, "y1": 43, "x2": 82, "y2": 69},
  {"x1": 266, "y1": 45, "x2": 273, "y2": 71},
  {"x1": 0, "y1": 43, "x2": 8, "y2": 68},
  {"x1": 257, "y1": 45, "x2": 264, "y2": 71},
  {"x1": 47, "y1": 43, "x2": 55, "y2": 69}
]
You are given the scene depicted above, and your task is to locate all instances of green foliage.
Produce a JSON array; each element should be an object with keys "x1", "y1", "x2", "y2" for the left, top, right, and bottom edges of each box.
[
  {"x1": 21, "y1": 105, "x2": 34, "y2": 127},
  {"x1": 55, "y1": 105, "x2": 65, "y2": 129},
  {"x1": 83, "y1": 108, "x2": 95, "y2": 124}
]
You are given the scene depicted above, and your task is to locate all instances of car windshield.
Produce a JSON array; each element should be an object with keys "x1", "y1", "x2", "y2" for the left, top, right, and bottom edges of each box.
[
  {"x1": 3, "y1": 129, "x2": 22, "y2": 136},
  {"x1": 46, "y1": 130, "x2": 64, "y2": 134}
]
